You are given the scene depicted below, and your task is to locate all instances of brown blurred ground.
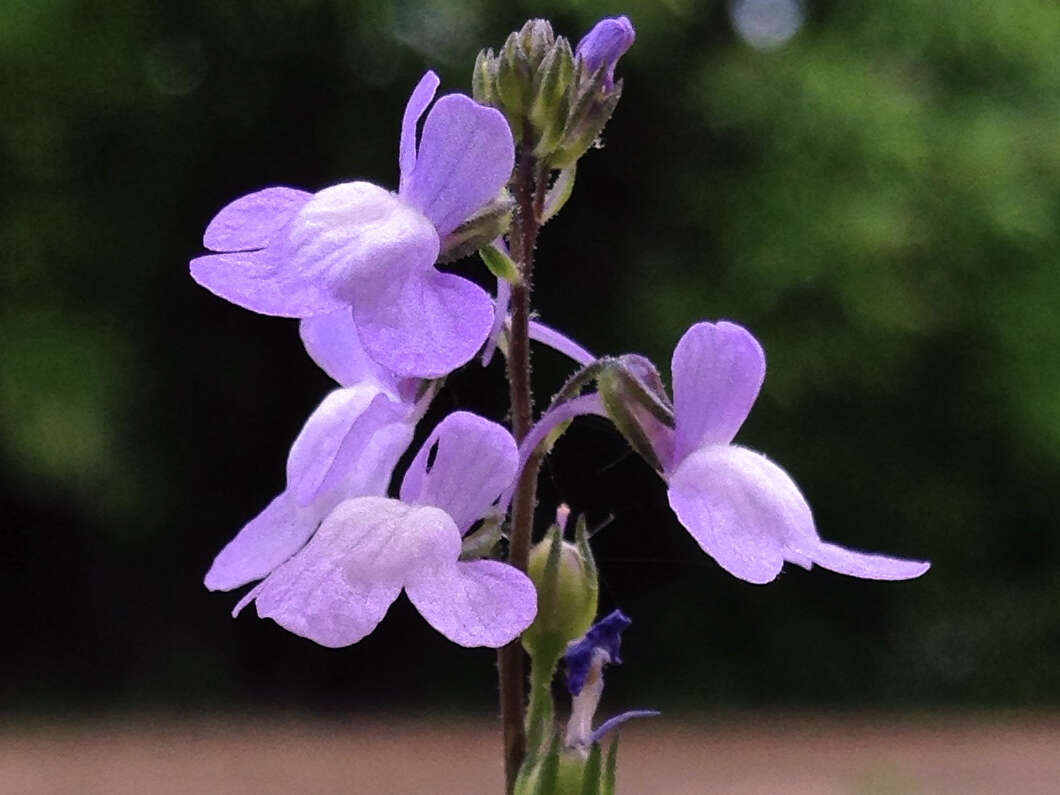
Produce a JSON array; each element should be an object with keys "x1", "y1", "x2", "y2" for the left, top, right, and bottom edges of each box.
[{"x1": 3, "y1": 713, "x2": 1059, "y2": 794}]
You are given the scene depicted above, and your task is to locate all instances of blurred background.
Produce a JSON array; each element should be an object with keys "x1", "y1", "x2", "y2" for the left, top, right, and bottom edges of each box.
[{"x1": 4, "y1": 0, "x2": 1060, "y2": 791}]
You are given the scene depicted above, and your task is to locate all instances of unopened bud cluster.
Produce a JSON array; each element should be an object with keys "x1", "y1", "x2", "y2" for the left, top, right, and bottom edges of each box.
[{"x1": 473, "y1": 17, "x2": 633, "y2": 170}]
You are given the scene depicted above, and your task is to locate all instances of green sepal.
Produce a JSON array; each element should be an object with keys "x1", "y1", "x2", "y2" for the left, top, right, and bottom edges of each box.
[
  {"x1": 550, "y1": 72, "x2": 623, "y2": 170},
  {"x1": 479, "y1": 242, "x2": 520, "y2": 284},
  {"x1": 458, "y1": 514, "x2": 503, "y2": 560},
  {"x1": 497, "y1": 31, "x2": 532, "y2": 123},
  {"x1": 530, "y1": 37, "x2": 574, "y2": 158},
  {"x1": 541, "y1": 166, "x2": 576, "y2": 225},
  {"x1": 596, "y1": 357, "x2": 674, "y2": 474},
  {"x1": 518, "y1": 19, "x2": 555, "y2": 69},
  {"x1": 580, "y1": 743, "x2": 603, "y2": 795},
  {"x1": 439, "y1": 193, "x2": 513, "y2": 264},
  {"x1": 602, "y1": 739, "x2": 618, "y2": 795},
  {"x1": 472, "y1": 48, "x2": 495, "y2": 106}
]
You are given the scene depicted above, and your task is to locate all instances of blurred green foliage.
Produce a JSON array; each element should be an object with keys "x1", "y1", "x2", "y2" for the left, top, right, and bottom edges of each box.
[{"x1": 2, "y1": 0, "x2": 1058, "y2": 712}]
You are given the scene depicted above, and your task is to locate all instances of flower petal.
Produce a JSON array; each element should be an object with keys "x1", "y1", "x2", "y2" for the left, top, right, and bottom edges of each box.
[
  {"x1": 300, "y1": 310, "x2": 400, "y2": 392},
  {"x1": 312, "y1": 393, "x2": 414, "y2": 506},
  {"x1": 353, "y1": 269, "x2": 494, "y2": 378},
  {"x1": 667, "y1": 444, "x2": 810, "y2": 584},
  {"x1": 190, "y1": 249, "x2": 348, "y2": 318},
  {"x1": 800, "y1": 541, "x2": 931, "y2": 581},
  {"x1": 405, "y1": 559, "x2": 537, "y2": 647},
  {"x1": 285, "y1": 386, "x2": 384, "y2": 506},
  {"x1": 399, "y1": 93, "x2": 515, "y2": 237},
  {"x1": 575, "y1": 16, "x2": 635, "y2": 90},
  {"x1": 668, "y1": 444, "x2": 930, "y2": 584},
  {"x1": 250, "y1": 497, "x2": 435, "y2": 647},
  {"x1": 671, "y1": 321, "x2": 765, "y2": 465},
  {"x1": 399, "y1": 71, "x2": 441, "y2": 193},
  {"x1": 203, "y1": 491, "x2": 318, "y2": 592},
  {"x1": 400, "y1": 411, "x2": 517, "y2": 533},
  {"x1": 202, "y1": 187, "x2": 312, "y2": 252}
]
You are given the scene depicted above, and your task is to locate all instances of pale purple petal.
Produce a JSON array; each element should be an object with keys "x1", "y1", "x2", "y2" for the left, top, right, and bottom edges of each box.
[
  {"x1": 203, "y1": 492, "x2": 318, "y2": 592},
  {"x1": 667, "y1": 444, "x2": 808, "y2": 584},
  {"x1": 399, "y1": 71, "x2": 441, "y2": 193},
  {"x1": 190, "y1": 249, "x2": 348, "y2": 318},
  {"x1": 251, "y1": 497, "x2": 449, "y2": 647},
  {"x1": 312, "y1": 393, "x2": 414, "y2": 506},
  {"x1": 353, "y1": 269, "x2": 494, "y2": 378},
  {"x1": 399, "y1": 94, "x2": 515, "y2": 237},
  {"x1": 799, "y1": 542, "x2": 931, "y2": 581},
  {"x1": 405, "y1": 559, "x2": 537, "y2": 647},
  {"x1": 285, "y1": 386, "x2": 384, "y2": 506},
  {"x1": 671, "y1": 321, "x2": 765, "y2": 465},
  {"x1": 274, "y1": 181, "x2": 439, "y2": 303},
  {"x1": 400, "y1": 411, "x2": 517, "y2": 533},
  {"x1": 203, "y1": 187, "x2": 312, "y2": 252},
  {"x1": 667, "y1": 444, "x2": 930, "y2": 584},
  {"x1": 575, "y1": 16, "x2": 635, "y2": 90},
  {"x1": 299, "y1": 310, "x2": 400, "y2": 392}
]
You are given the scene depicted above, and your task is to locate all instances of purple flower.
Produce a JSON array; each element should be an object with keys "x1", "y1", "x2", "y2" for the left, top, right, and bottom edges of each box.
[
  {"x1": 190, "y1": 71, "x2": 515, "y2": 379},
  {"x1": 203, "y1": 384, "x2": 417, "y2": 594},
  {"x1": 227, "y1": 411, "x2": 537, "y2": 648},
  {"x1": 659, "y1": 322, "x2": 931, "y2": 585},
  {"x1": 575, "y1": 15, "x2": 635, "y2": 90}
]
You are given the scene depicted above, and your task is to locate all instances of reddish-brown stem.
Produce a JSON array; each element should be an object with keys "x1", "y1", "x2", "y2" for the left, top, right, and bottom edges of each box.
[{"x1": 498, "y1": 148, "x2": 547, "y2": 794}]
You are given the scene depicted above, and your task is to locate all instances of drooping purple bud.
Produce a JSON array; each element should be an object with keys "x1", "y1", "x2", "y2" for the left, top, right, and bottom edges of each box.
[
  {"x1": 564, "y1": 609, "x2": 632, "y2": 696},
  {"x1": 575, "y1": 16, "x2": 635, "y2": 90}
]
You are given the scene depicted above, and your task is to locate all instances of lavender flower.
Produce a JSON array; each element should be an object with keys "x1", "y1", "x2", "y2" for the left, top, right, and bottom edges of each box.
[
  {"x1": 575, "y1": 16, "x2": 635, "y2": 90},
  {"x1": 203, "y1": 384, "x2": 417, "y2": 594},
  {"x1": 660, "y1": 322, "x2": 931, "y2": 584},
  {"x1": 191, "y1": 71, "x2": 515, "y2": 379},
  {"x1": 227, "y1": 411, "x2": 537, "y2": 648}
]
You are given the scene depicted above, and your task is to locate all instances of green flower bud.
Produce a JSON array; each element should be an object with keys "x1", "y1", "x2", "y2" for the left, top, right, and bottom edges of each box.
[
  {"x1": 597, "y1": 356, "x2": 675, "y2": 474},
  {"x1": 530, "y1": 38, "x2": 574, "y2": 158},
  {"x1": 521, "y1": 512, "x2": 598, "y2": 666},
  {"x1": 496, "y1": 31, "x2": 533, "y2": 119}
]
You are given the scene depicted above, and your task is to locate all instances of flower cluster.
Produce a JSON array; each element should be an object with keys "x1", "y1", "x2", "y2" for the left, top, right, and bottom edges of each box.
[{"x1": 193, "y1": 14, "x2": 930, "y2": 792}]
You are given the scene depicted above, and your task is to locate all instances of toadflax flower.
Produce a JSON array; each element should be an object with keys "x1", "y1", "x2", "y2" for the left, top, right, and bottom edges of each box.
[
  {"x1": 203, "y1": 382, "x2": 417, "y2": 595},
  {"x1": 228, "y1": 411, "x2": 537, "y2": 648},
  {"x1": 190, "y1": 71, "x2": 515, "y2": 379},
  {"x1": 659, "y1": 321, "x2": 931, "y2": 585},
  {"x1": 514, "y1": 321, "x2": 931, "y2": 586}
]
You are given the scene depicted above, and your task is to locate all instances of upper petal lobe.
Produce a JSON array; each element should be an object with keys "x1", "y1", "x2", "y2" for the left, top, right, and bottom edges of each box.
[
  {"x1": 400, "y1": 94, "x2": 514, "y2": 237},
  {"x1": 671, "y1": 321, "x2": 765, "y2": 466},
  {"x1": 400, "y1": 411, "x2": 518, "y2": 533},
  {"x1": 203, "y1": 187, "x2": 312, "y2": 252}
]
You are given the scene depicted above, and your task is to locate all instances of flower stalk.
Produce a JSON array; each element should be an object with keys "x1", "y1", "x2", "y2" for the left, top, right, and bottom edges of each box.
[{"x1": 498, "y1": 143, "x2": 548, "y2": 793}]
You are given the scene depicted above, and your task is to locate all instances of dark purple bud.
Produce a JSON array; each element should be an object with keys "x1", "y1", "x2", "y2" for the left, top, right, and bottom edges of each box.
[
  {"x1": 564, "y1": 609, "x2": 632, "y2": 695},
  {"x1": 575, "y1": 15, "x2": 635, "y2": 90}
]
